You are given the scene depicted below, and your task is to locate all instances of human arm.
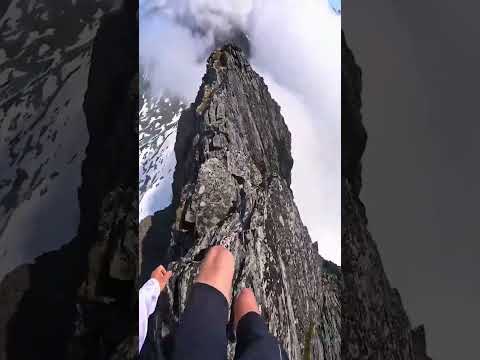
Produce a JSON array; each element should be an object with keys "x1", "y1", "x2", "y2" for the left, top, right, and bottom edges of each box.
[{"x1": 138, "y1": 265, "x2": 172, "y2": 352}]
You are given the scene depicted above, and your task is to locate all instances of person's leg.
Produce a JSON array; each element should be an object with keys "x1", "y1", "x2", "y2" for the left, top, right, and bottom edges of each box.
[
  {"x1": 172, "y1": 246, "x2": 235, "y2": 360},
  {"x1": 233, "y1": 289, "x2": 289, "y2": 360},
  {"x1": 194, "y1": 245, "x2": 235, "y2": 302},
  {"x1": 233, "y1": 288, "x2": 260, "y2": 330}
]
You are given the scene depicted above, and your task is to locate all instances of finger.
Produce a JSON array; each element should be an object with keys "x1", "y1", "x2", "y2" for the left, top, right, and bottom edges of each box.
[
  {"x1": 165, "y1": 271, "x2": 173, "y2": 281},
  {"x1": 158, "y1": 265, "x2": 166, "y2": 273}
]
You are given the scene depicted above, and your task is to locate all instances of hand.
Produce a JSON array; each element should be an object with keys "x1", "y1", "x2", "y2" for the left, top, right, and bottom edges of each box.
[{"x1": 151, "y1": 265, "x2": 173, "y2": 292}]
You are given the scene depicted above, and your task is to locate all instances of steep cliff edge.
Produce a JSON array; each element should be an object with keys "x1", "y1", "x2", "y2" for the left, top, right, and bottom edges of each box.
[
  {"x1": 342, "y1": 32, "x2": 432, "y2": 360},
  {"x1": 140, "y1": 45, "x2": 341, "y2": 360}
]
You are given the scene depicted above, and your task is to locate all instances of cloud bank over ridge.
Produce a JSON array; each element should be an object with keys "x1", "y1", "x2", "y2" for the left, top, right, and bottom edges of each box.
[{"x1": 139, "y1": 0, "x2": 341, "y2": 264}]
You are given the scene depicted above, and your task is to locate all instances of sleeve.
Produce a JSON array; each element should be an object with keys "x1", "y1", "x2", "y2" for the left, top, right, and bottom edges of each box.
[{"x1": 139, "y1": 278, "x2": 161, "y2": 353}]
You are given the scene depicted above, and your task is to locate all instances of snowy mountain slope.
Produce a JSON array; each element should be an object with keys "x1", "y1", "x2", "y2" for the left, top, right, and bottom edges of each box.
[
  {"x1": 0, "y1": 0, "x2": 118, "y2": 280},
  {"x1": 1, "y1": 6, "x2": 140, "y2": 359},
  {"x1": 139, "y1": 72, "x2": 185, "y2": 220}
]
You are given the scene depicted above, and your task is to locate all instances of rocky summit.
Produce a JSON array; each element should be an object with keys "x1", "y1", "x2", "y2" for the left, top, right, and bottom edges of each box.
[{"x1": 140, "y1": 45, "x2": 341, "y2": 360}]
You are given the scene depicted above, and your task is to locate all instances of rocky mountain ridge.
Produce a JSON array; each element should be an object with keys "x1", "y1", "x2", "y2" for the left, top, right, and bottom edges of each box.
[
  {"x1": 138, "y1": 28, "x2": 251, "y2": 222},
  {"x1": 0, "y1": 1, "x2": 433, "y2": 357},
  {"x1": 139, "y1": 44, "x2": 341, "y2": 360}
]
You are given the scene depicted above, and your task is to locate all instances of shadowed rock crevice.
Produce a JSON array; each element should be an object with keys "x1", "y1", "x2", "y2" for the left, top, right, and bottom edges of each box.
[{"x1": 140, "y1": 45, "x2": 341, "y2": 360}]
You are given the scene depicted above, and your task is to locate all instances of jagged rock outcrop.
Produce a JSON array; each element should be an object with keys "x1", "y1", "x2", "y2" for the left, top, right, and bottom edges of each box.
[
  {"x1": 140, "y1": 45, "x2": 341, "y2": 360},
  {"x1": 138, "y1": 29, "x2": 250, "y2": 222},
  {"x1": 342, "y1": 32, "x2": 432, "y2": 360}
]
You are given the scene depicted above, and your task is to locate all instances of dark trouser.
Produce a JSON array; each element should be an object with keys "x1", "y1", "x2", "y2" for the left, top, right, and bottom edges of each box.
[{"x1": 172, "y1": 283, "x2": 288, "y2": 360}]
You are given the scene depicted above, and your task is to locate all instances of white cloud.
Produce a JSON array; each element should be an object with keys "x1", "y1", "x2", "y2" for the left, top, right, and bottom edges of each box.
[
  {"x1": 139, "y1": 14, "x2": 205, "y2": 100},
  {"x1": 262, "y1": 75, "x2": 340, "y2": 265},
  {"x1": 139, "y1": 0, "x2": 341, "y2": 264}
]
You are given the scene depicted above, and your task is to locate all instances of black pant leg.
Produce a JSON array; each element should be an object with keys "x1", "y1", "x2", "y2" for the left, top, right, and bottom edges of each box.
[
  {"x1": 139, "y1": 321, "x2": 167, "y2": 360},
  {"x1": 172, "y1": 283, "x2": 229, "y2": 360},
  {"x1": 234, "y1": 312, "x2": 289, "y2": 360}
]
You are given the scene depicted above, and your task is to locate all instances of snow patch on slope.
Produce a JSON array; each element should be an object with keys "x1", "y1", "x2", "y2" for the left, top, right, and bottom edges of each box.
[
  {"x1": 138, "y1": 82, "x2": 185, "y2": 220},
  {"x1": 139, "y1": 127, "x2": 177, "y2": 219}
]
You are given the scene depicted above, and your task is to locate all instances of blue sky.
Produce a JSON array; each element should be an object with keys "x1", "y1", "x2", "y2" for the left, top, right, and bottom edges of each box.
[{"x1": 329, "y1": 0, "x2": 341, "y2": 14}]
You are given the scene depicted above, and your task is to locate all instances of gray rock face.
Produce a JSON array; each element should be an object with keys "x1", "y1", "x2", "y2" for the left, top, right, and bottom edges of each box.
[
  {"x1": 140, "y1": 45, "x2": 341, "y2": 360},
  {"x1": 341, "y1": 32, "x2": 432, "y2": 360}
]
